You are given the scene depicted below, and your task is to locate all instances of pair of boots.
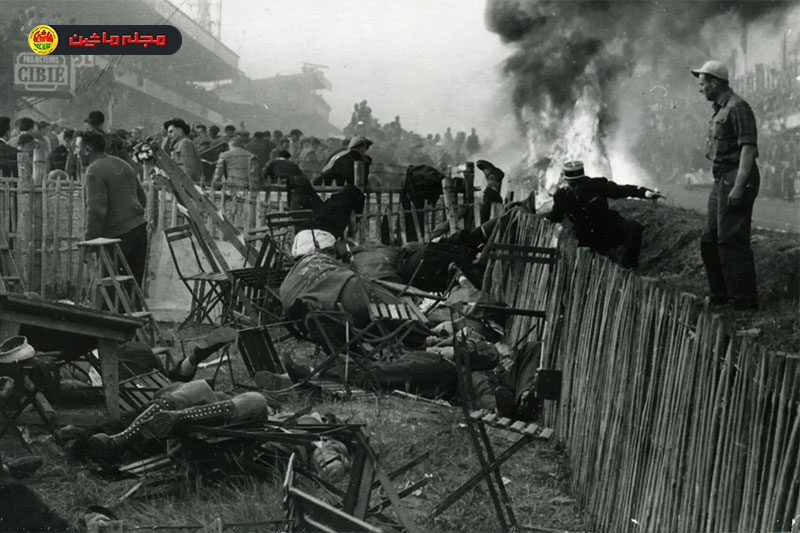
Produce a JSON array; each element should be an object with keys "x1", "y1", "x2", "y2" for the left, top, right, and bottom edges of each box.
[{"x1": 88, "y1": 380, "x2": 268, "y2": 462}]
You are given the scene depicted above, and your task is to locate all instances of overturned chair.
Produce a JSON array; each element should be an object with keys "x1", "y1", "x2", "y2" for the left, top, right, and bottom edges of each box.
[
  {"x1": 429, "y1": 302, "x2": 558, "y2": 532},
  {"x1": 224, "y1": 210, "x2": 316, "y2": 326}
]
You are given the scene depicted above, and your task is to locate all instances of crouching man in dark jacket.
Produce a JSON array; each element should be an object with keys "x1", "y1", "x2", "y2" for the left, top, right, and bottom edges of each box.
[{"x1": 546, "y1": 160, "x2": 661, "y2": 268}]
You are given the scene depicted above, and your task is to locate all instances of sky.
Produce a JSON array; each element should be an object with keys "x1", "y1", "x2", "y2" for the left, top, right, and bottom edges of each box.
[{"x1": 219, "y1": 0, "x2": 513, "y2": 135}]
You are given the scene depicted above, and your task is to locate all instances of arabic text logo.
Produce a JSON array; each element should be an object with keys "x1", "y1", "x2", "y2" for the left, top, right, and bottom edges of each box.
[{"x1": 28, "y1": 25, "x2": 59, "y2": 55}]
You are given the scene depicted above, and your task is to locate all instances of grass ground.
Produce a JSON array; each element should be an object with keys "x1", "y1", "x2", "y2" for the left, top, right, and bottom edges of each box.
[{"x1": 10, "y1": 329, "x2": 590, "y2": 532}]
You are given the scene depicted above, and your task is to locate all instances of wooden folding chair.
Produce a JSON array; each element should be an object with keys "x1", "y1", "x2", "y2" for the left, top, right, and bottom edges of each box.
[
  {"x1": 0, "y1": 361, "x2": 56, "y2": 450},
  {"x1": 224, "y1": 210, "x2": 315, "y2": 326},
  {"x1": 280, "y1": 424, "x2": 422, "y2": 533},
  {"x1": 118, "y1": 370, "x2": 173, "y2": 413},
  {"x1": 82, "y1": 352, "x2": 172, "y2": 414},
  {"x1": 366, "y1": 301, "x2": 432, "y2": 358},
  {"x1": 283, "y1": 453, "x2": 384, "y2": 533},
  {"x1": 429, "y1": 303, "x2": 554, "y2": 531},
  {"x1": 235, "y1": 318, "x2": 369, "y2": 399},
  {"x1": 164, "y1": 224, "x2": 231, "y2": 329},
  {"x1": 475, "y1": 241, "x2": 558, "y2": 341},
  {"x1": 237, "y1": 324, "x2": 287, "y2": 376},
  {"x1": 259, "y1": 209, "x2": 317, "y2": 263}
]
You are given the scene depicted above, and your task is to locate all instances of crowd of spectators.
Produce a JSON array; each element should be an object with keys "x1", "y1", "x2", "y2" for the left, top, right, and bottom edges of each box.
[
  {"x1": 0, "y1": 101, "x2": 483, "y2": 193},
  {"x1": 342, "y1": 100, "x2": 482, "y2": 179},
  {"x1": 636, "y1": 66, "x2": 799, "y2": 201}
]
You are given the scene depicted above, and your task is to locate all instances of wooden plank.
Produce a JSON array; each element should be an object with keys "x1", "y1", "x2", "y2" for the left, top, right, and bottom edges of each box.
[
  {"x1": 441, "y1": 171, "x2": 459, "y2": 236},
  {"x1": 98, "y1": 338, "x2": 121, "y2": 422}
]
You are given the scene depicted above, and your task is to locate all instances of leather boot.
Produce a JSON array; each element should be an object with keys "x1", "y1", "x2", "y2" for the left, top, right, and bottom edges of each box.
[
  {"x1": 87, "y1": 398, "x2": 174, "y2": 461},
  {"x1": 167, "y1": 328, "x2": 238, "y2": 382},
  {"x1": 141, "y1": 391, "x2": 269, "y2": 438}
]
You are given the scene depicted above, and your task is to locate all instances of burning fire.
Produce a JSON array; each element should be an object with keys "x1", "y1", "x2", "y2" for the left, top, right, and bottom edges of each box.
[{"x1": 522, "y1": 83, "x2": 612, "y2": 199}]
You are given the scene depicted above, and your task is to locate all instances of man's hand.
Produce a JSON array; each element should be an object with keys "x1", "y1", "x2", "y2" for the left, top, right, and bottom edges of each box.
[
  {"x1": 728, "y1": 184, "x2": 745, "y2": 206},
  {"x1": 645, "y1": 189, "x2": 663, "y2": 200}
]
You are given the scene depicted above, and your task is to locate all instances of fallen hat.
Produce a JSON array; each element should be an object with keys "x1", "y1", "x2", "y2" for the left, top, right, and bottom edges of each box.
[
  {"x1": 562, "y1": 160, "x2": 587, "y2": 180},
  {"x1": 0, "y1": 335, "x2": 35, "y2": 364},
  {"x1": 348, "y1": 136, "x2": 373, "y2": 150},
  {"x1": 690, "y1": 60, "x2": 729, "y2": 82}
]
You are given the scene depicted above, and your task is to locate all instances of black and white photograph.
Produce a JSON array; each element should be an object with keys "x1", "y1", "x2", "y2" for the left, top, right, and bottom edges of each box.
[{"x1": 0, "y1": 0, "x2": 798, "y2": 531}]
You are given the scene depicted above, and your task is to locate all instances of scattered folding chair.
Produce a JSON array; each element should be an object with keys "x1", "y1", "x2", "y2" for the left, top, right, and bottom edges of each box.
[
  {"x1": 283, "y1": 453, "x2": 383, "y2": 533},
  {"x1": 0, "y1": 361, "x2": 57, "y2": 450},
  {"x1": 429, "y1": 303, "x2": 555, "y2": 531},
  {"x1": 279, "y1": 425, "x2": 423, "y2": 533},
  {"x1": 164, "y1": 224, "x2": 231, "y2": 329},
  {"x1": 224, "y1": 210, "x2": 315, "y2": 326},
  {"x1": 118, "y1": 370, "x2": 173, "y2": 413},
  {"x1": 237, "y1": 323, "x2": 288, "y2": 377},
  {"x1": 475, "y1": 241, "x2": 558, "y2": 344},
  {"x1": 82, "y1": 352, "x2": 172, "y2": 414},
  {"x1": 235, "y1": 318, "x2": 369, "y2": 399}
]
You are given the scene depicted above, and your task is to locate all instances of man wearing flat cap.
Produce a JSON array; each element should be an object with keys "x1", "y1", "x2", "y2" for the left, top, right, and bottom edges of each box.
[
  {"x1": 546, "y1": 160, "x2": 661, "y2": 269},
  {"x1": 692, "y1": 60, "x2": 760, "y2": 310},
  {"x1": 315, "y1": 135, "x2": 372, "y2": 187}
]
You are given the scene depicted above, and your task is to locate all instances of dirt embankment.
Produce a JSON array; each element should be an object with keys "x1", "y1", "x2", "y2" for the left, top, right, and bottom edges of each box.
[{"x1": 611, "y1": 200, "x2": 799, "y2": 352}]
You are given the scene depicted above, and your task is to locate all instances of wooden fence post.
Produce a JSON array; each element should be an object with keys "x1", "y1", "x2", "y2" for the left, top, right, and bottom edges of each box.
[
  {"x1": 355, "y1": 161, "x2": 367, "y2": 241},
  {"x1": 16, "y1": 153, "x2": 33, "y2": 294},
  {"x1": 32, "y1": 147, "x2": 48, "y2": 296},
  {"x1": 142, "y1": 166, "x2": 157, "y2": 297},
  {"x1": 441, "y1": 170, "x2": 458, "y2": 236},
  {"x1": 463, "y1": 162, "x2": 475, "y2": 230}
]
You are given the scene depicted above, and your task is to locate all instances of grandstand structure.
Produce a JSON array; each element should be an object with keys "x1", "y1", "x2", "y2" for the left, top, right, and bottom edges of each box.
[
  {"x1": 212, "y1": 64, "x2": 341, "y2": 136},
  {"x1": 2, "y1": 0, "x2": 337, "y2": 134}
]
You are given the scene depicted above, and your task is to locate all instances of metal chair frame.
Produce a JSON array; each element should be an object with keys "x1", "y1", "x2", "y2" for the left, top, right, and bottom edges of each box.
[{"x1": 164, "y1": 224, "x2": 230, "y2": 329}]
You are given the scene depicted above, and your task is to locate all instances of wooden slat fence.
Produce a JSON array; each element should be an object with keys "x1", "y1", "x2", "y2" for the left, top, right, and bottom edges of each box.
[
  {"x1": 142, "y1": 180, "x2": 477, "y2": 246},
  {"x1": 2, "y1": 157, "x2": 482, "y2": 297},
  {"x1": 487, "y1": 209, "x2": 800, "y2": 532}
]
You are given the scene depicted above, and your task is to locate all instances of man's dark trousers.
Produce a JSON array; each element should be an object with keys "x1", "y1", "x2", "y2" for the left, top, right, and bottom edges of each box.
[
  {"x1": 700, "y1": 164, "x2": 759, "y2": 306},
  {"x1": 117, "y1": 223, "x2": 148, "y2": 289}
]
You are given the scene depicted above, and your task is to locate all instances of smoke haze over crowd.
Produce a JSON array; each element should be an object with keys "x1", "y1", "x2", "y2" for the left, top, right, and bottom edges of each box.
[{"x1": 484, "y1": 0, "x2": 798, "y2": 191}]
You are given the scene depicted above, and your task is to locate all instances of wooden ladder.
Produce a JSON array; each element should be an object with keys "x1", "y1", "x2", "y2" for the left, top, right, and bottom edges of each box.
[
  {"x1": 0, "y1": 227, "x2": 24, "y2": 293},
  {"x1": 76, "y1": 237, "x2": 172, "y2": 365}
]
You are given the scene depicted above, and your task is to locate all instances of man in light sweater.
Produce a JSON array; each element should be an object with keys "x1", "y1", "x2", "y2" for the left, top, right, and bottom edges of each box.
[{"x1": 77, "y1": 130, "x2": 147, "y2": 286}]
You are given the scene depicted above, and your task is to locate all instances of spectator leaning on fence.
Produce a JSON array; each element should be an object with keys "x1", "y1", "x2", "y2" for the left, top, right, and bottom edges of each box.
[
  {"x1": 77, "y1": 130, "x2": 148, "y2": 287},
  {"x1": 262, "y1": 148, "x2": 305, "y2": 197}
]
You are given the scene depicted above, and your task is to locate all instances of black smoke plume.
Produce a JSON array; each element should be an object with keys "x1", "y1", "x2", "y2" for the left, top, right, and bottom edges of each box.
[{"x1": 486, "y1": 0, "x2": 791, "y2": 127}]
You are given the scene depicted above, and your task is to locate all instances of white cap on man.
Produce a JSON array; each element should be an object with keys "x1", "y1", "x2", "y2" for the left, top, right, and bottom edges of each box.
[{"x1": 690, "y1": 60, "x2": 729, "y2": 82}]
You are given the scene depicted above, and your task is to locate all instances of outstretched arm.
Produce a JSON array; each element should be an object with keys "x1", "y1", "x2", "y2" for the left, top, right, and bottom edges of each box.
[{"x1": 604, "y1": 180, "x2": 658, "y2": 200}]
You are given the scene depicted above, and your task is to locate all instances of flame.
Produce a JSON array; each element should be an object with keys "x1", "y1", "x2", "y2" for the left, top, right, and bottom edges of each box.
[{"x1": 523, "y1": 84, "x2": 611, "y2": 200}]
